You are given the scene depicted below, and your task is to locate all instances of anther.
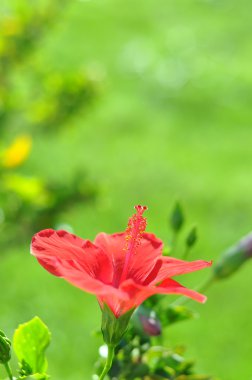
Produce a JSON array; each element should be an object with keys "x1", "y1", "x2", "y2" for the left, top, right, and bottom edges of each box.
[{"x1": 119, "y1": 205, "x2": 148, "y2": 284}]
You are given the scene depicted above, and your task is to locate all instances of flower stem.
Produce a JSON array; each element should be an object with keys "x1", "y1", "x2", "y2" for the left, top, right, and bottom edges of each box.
[
  {"x1": 99, "y1": 344, "x2": 115, "y2": 380},
  {"x1": 4, "y1": 362, "x2": 13, "y2": 380}
]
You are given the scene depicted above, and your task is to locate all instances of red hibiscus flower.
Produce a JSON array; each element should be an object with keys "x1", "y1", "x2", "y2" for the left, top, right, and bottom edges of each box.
[{"x1": 31, "y1": 205, "x2": 211, "y2": 318}]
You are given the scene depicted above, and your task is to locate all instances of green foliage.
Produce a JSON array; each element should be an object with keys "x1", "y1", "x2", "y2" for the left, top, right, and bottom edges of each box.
[
  {"x1": 95, "y1": 336, "x2": 216, "y2": 380},
  {"x1": 13, "y1": 317, "x2": 50, "y2": 376},
  {"x1": 0, "y1": 0, "x2": 98, "y2": 131},
  {"x1": 0, "y1": 169, "x2": 97, "y2": 246},
  {"x1": 0, "y1": 0, "x2": 99, "y2": 247},
  {"x1": 0, "y1": 1, "x2": 68, "y2": 74},
  {"x1": 27, "y1": 71, "x2": 98, "y2": 130},
  {"x1": 0, "y1": 317, "x2": 50, "y2": 379},
  {"x1": 158, "y1": 305, "x2": 197, "y2": 327}
]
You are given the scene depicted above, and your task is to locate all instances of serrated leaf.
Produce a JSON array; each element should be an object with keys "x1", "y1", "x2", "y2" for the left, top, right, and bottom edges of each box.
[{"x1": 13, "y1": 317, "x2": 51, "y2": 374}]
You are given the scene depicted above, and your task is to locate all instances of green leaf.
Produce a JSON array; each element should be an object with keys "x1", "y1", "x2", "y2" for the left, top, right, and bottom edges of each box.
[
  {"x1": 170, "y1": 202, "x2": 184, "y2": 233},
  {"x1": 13, "y1": 317, "x2": 51, "y2": 374}
]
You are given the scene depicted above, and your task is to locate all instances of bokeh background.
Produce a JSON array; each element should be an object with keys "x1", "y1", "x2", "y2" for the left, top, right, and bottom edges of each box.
[{"x1": 1, "y1": 0, "x2": 252, "y2": 379}]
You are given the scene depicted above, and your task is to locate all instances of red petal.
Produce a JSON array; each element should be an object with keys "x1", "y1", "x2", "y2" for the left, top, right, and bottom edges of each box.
[
  {"x1": 102, "y1": 277, "x2": 207, "y2": 317},
  {"x1": 94, "y1": 232, "x2": 126, "y2": 286},
  {"x1": 31, "y1": 229, "x2": 114, "y2": 287},
  {"x1": 157, "y1": 278, "x2": 207, "y2": 303},
  {"x1": 94, "y1": 232, "x2": 163, "y2": 286},
  {"x1": 47, "y1": 256, "x2": 126, "y2": 300},
  {"x1": 127, "y1": 233, "x2": 164, "y2": 283},
  {"x1": 150, "y1": 257, "x2": 212, "y2": 284}
]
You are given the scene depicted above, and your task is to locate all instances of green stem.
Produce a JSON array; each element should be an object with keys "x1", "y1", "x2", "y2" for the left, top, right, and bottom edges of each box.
[
  {"x1": 182, "y1": 246, "x2": 190, "y2": 260},
  {"x1": 99, "y1": 344, "x2": 115, "y2": 380},
  {"x1": 4, "y1": 362, "x2": 13, "y2": 380},
  {"x1": 198, "y1": 275, "x2": 216, "y2": 293},
  {"x1": 171, "y1": 232, "x2": 178, "y2": 254}
]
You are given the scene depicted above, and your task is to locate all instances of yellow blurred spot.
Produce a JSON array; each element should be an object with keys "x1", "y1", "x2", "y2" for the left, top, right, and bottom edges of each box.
[
  {"x1": 3, "y1": 174, "x2": 52, "y2": 207},
  {"x1": 2, "y1": 135, "x2": 32, "y2": 168}
]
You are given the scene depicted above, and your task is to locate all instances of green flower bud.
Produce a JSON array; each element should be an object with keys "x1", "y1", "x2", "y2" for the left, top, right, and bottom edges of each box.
[
  {"x1": 186, "y1": 226, "x2": 197, "y2": 248},
  {"x1": 170, "y1": 202, "x2": 184, "y2": 233},
  {"x1": 0, "y1": 330, "x2": 11, "y2": 364},
  {"x1": 213, "y1": 232, "x2": 252, "y2": 279}
]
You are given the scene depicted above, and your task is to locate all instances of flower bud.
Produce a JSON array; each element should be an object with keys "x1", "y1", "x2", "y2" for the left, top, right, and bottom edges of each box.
[
  {"x1": 132, "y1": 305, "x2": 161, "y2": 336},
  {"x1": 0, "y1": 330, "x2": 11, "y2": 364},
  {"x1": 213, "y1": 232, "x2": 252, "y2": 279},
  {"x1": 186, "y1": 226, "x2": 197, "y2": 249},
  {"x1": 139, "y1": 313, "x2": 161, "y2": 336},
  {"x1": 170, "y1": 202, "x2": 184, "y2": 233}
]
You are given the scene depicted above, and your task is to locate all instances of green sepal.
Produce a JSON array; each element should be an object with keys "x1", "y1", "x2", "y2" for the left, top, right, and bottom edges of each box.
[
  {"x1": 0, "y1": 330, "x2": 11, "y2": 364},
  {"x1": 101, "y1": 304, "x2": 134, "y2": 345}
]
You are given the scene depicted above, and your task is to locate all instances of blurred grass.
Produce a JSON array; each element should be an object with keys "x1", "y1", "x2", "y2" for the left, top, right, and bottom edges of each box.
[{"x1": 1, "y1": 0, "x2": 252, "y2": 379}]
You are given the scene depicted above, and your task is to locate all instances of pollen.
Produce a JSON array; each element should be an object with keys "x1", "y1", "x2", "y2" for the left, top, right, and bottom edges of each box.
[
  {"x1": 119, "y1": 205, "x2": 148, "y2": 284},
  {"x1": 124, "y1": 205, "x2": 148, "y2": 252}
]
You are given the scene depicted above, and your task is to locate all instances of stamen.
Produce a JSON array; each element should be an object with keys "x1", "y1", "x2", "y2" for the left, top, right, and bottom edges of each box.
[{"x1": 119, "y1": 205, "x2": 148, "y2": 284}]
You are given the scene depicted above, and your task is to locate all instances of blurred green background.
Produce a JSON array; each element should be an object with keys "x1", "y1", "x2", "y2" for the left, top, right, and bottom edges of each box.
[{"x1": 1, "y1": 0, "x2": 252, "y2": 379}]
